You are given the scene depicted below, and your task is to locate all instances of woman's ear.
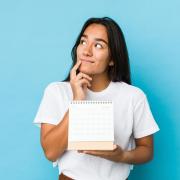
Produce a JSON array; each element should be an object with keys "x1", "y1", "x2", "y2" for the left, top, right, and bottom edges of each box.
[{"x1": 109, "y1": 60, "x2": 114, "y2": 66}]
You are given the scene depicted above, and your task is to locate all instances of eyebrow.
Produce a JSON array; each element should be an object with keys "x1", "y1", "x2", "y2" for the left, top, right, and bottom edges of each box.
[{"x1": 81, "y1": 34, "x2": 108, "y2": 45}]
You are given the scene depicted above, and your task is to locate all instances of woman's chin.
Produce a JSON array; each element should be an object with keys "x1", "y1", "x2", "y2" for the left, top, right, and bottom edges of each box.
[{"x1": 79, "y1": 67, "x2": 93, "y2": 75}]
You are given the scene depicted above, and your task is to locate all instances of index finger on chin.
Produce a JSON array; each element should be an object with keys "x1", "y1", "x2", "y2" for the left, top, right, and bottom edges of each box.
[{"x1": 70, "y1": 61, "x2": 81, "y2": 79}]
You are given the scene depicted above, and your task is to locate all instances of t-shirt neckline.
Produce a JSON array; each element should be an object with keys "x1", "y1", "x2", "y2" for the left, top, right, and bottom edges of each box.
[{"x1": 87, "y1": 81, "x2": 113, "y2": 96}]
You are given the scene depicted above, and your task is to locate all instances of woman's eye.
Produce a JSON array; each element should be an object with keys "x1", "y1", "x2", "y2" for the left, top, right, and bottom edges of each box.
[
  {"x1": 95, "y1": 43, "x2": 103, "y2": 49},
  {"x1": 80, "y1": 40, "x2": 86, "y2": 45}
]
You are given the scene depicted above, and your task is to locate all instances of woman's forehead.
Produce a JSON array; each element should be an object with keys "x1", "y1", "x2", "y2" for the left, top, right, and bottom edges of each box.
[{"x1": 82, "y1": 24, "x2": 108, "y2": 42}]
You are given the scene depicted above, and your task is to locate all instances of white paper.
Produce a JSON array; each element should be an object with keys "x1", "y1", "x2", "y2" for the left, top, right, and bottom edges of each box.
[{"x1": 69, "y1": 101, "x2": 114, "y2": 142}]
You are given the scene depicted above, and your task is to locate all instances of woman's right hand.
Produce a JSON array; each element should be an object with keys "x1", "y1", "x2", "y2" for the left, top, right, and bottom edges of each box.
[{"x1": 70, "y1": 60, "x2": 92, "y2": 100}]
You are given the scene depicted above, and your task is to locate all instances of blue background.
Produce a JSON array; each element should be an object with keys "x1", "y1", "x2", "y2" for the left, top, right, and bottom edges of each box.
[{"x1": 0, "y1": 0, "x2": 179, "y2": 179}]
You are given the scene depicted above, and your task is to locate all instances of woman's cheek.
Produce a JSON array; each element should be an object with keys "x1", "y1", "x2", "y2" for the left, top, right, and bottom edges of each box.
[{"x1": 76, "y1": 46, "x2": 82, "y2": 56}]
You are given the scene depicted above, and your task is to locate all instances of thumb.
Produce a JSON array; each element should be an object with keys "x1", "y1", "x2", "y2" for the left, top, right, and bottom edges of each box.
[{"x1": 113, "y1": 144, "x2": 117, "y2": 150}]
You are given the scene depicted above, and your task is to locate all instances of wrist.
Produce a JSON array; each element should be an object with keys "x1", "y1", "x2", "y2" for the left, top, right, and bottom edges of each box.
[
  {"x1": 73, "y1": 97, "x2": 85, "y2": 100},
  {"x1": 119, "y1": 150, "x2": 130, "y2": 163},
  {"x1": 73, "y1": 98, "x2": 83, "y2": 101}
]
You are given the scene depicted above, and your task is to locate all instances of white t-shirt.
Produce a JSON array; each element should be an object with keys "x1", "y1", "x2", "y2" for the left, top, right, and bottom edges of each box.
[{"x1": 33, "y1": 81, "x2": 159, "y2": 180}]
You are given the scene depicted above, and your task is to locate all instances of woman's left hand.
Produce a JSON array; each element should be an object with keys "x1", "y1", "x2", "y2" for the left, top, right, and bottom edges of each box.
[{"x1": 78, "y1": 144, "x2": 125, "y2": 163}]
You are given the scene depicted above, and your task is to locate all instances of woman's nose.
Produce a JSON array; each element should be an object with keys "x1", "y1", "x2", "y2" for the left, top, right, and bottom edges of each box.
[{"x1": 83, "y1": 44, "x2": 93, "y2": 56}]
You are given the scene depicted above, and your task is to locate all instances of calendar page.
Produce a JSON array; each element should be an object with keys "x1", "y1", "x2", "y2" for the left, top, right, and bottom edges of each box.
[{"x1": 68, "y1": 100, "x2": 114, "y2": 150}]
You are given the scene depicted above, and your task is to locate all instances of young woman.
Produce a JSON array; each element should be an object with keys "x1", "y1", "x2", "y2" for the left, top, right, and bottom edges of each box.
[{"x1": 34, "y1": 17, "x2": 159, "y2": 180}]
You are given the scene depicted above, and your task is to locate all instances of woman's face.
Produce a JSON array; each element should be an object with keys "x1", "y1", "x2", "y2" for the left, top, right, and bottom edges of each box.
[{"x1": 76, "y1": 23, "x2": 113, "y2": 75}]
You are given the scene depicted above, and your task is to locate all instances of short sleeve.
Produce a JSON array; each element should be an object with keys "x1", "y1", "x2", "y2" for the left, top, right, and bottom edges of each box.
[
  {"x1": 133, "y1": 94, "x2": 160, "y2": 139},
  {"x1": 33, "y1": 82, "x2": 69, "y2": 167},
  {"x1": 33, "y1": 83, "x2": 67, "y2": 127}
]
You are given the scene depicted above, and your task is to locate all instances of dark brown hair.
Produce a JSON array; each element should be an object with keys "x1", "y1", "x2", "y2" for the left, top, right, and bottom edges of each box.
[{"x1": 64, "y1": 17, "x2": 131, "y2": 84}]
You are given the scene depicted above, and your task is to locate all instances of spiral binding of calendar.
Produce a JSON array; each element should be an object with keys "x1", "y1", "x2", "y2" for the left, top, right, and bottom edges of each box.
[{"x1": 70, "y1": 100, "x2": 113, "y2": 104}]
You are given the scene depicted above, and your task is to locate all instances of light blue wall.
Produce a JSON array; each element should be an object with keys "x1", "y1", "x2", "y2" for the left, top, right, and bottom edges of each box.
[{"x1": 0, "y1": 0, "x2": 179, "y2": 179}]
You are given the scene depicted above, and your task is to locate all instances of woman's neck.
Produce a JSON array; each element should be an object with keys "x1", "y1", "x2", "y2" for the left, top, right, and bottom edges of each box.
[{"x1": 88, "y1": 73, "x2": 110, "y2": 92}]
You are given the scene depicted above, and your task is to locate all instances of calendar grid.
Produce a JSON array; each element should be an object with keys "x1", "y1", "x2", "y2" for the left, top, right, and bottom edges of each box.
[{"x1": 68, "y1": 100, "x2": 114, "y2": 150}]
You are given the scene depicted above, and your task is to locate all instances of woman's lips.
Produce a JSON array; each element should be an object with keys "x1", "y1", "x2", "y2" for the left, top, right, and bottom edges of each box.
[{"x1": 80, "y1": 59, "x2": 94, "y2": 63}]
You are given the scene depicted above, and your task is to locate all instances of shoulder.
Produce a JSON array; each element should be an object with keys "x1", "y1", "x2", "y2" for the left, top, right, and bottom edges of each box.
[
  {"x1": 44, "y1": 81, "x2": 71, "y2": 95},
  {"x1": 113, "y1": 81, "x2": 146, "y2": 97},
  {"x1": 112, "y1": 81, "x2": 147, "y2": 105}
]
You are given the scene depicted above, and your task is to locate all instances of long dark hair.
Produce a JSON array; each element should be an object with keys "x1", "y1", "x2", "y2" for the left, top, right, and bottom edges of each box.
[{"x1": 63, "y1": 17, "x2": 131, "y2": 85}]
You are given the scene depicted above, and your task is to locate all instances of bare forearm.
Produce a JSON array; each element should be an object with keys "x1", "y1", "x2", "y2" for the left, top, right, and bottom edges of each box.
[
  {"x1": 42, "y1": 110, "x2": 69, "y2": 161},
  {"x1": 121, "y1": 146, "x2": 153, "y2": 164}
]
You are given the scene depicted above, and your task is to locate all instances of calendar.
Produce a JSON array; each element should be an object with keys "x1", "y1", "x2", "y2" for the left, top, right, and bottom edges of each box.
[{"x1": 68, "y1": 100, "x2": 114, "y2": 150}]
